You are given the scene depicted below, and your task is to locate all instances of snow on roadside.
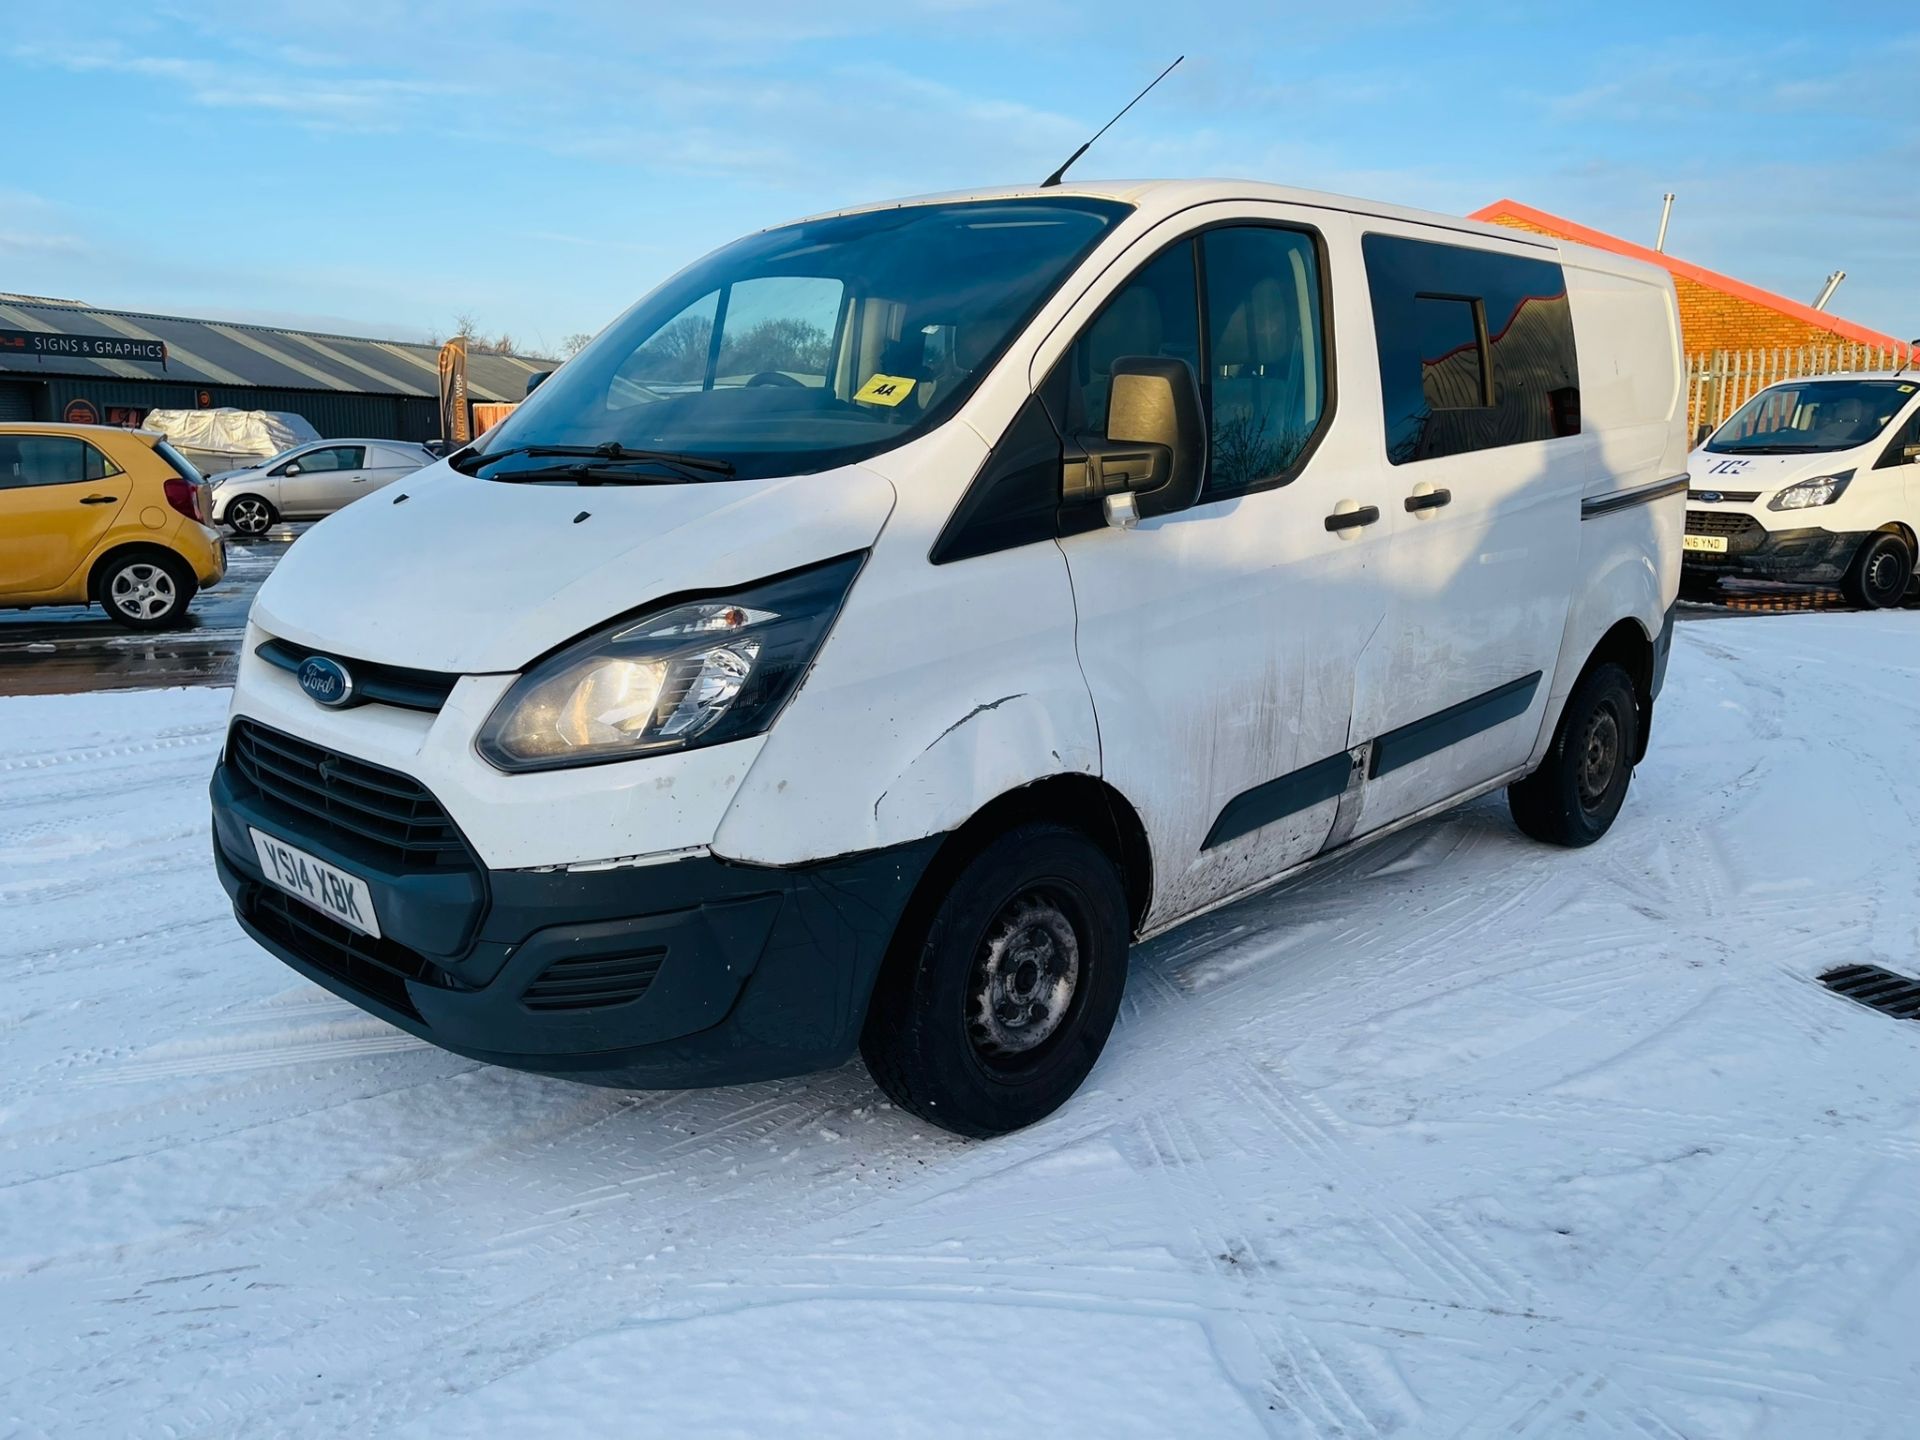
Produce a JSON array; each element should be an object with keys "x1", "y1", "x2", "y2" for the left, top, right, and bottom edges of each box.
[{"x1": 3, "y1": 618, "x2": 1920, "y2": 1437}]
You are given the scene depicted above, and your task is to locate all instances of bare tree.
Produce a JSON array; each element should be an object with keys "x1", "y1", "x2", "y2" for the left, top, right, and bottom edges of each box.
[{"x1": 561, "y1": 332, "x2": 594, "y2": 357}]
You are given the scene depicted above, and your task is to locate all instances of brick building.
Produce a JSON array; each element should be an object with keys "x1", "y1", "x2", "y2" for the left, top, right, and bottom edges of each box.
[{"x1": 1469, "y1": 200, "x2": 1907, "y2": 356}]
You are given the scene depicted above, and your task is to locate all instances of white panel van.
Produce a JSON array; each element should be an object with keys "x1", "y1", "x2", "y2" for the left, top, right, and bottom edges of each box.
[
  {"x1": 210, "y1": 182, "x2": 1687, "y2": 1136},
  {"x1": 1683, "y1": 372, "x2": 1920, "y2": 607}
]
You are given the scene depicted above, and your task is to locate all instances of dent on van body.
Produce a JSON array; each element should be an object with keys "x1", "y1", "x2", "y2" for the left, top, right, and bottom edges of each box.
[{"x1": 713, "y1": 422, "x2": 1103, "y2": 868}]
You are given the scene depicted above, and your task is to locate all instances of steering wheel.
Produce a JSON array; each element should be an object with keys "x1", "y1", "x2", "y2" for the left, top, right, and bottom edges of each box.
[{"x1": 746, "y1": 371, "x2": 804, "y2": 388}]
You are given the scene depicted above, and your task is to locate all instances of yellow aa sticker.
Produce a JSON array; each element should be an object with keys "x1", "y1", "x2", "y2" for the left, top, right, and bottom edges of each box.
[{"x1": 854, "y1": 373, "x2": 916, "y2": 407}]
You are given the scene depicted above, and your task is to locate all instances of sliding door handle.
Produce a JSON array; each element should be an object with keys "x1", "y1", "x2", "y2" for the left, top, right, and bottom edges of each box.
[
  {"x1": 1324, "y1": 504, "x2": 1380, "y2": 533},
  {"x1": 1405, "y1": 488, "x2": 1452, "y2": 512}
]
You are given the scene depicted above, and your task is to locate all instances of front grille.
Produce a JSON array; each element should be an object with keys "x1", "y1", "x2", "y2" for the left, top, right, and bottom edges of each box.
[
  {"x1": 1686, "y1": 510, "x2": 1765, "y2": 539},
  {"x1": 246, "y1": 885, "x2": 446, "y2": 1021},
  {"x1": 521, "y1": 949, "x2": 666, "y2": 1012},
  {"x1": 256, "y1": 636, "x2": 459, "y2": 713},
  {"x1": 228, "y1": 719, "x2": 473, "y2": 871},
  {"x1": 1687, "y1": 489, "x2": 1760, "y2": 503}
]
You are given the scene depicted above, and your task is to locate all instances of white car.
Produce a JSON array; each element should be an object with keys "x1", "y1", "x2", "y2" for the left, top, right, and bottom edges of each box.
[
  {"x1": 1684, "y1": 373, "x2": 1920, "y2": 607},
  {"x1": 209, "y1": 439, "x2": 436, "y2": 535},
  {"x1": 209, "y1": 179, "x2": 1686, "y2": 1137}
]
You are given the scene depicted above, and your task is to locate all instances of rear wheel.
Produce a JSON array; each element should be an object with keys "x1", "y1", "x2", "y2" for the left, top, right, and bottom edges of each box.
[
  {"x1": 861, "y1": 822, "x2": 1130, "y2": 1138},
  {"x1": 95, "y1": 551, "x2": 196, "y2": 631},
  {"x1": 225, "y1": 495, "x2": 277, "y2": 535},
  {"x1": 1844, "y1": 532, "x2": 1912, "y2": 610},
  {"x1": 1508, "y1": 661, "x2": 1638, "y2": 848}
]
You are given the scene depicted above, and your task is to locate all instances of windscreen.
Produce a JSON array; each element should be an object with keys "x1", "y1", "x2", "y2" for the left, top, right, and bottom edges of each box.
[
  {"x1": 476, "y1": 198, "x2": 1130, "y2": 481},
  {"x1": 1707, "y1": 379, "x2": 1913, "y2": 454}
]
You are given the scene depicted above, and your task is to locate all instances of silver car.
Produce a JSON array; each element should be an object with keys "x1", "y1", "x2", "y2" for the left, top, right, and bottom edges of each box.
[{"x1": 209, "y1": 439, "x2": 436, "y2": 535}]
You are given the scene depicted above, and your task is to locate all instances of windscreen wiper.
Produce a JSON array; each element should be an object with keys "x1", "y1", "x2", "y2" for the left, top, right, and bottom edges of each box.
[
  {"x1": 452, "y1": 442, "x2": 735, "y2": 477},
  {"x1": 486, "y1": 463, "x2": 697, "y2": 486}
]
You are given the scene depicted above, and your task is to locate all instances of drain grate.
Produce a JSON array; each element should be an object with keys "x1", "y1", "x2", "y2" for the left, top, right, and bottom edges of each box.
[{"x1": 1819, "y1": 965, "x2": 1920, "y2": 1020}]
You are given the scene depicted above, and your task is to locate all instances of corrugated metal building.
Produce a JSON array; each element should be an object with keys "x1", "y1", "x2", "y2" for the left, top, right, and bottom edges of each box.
[{"x1": 0, "y1": 293, "x2": 551, "y2": 441}]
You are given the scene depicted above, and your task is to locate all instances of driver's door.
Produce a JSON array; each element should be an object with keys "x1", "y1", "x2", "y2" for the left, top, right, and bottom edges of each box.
[
  {"x1": 1047, "y1": 208, "x2": 1394, "y2": 929},
  {"x1": 277, "y1": 445, "x2": 360, "y2": 515}
]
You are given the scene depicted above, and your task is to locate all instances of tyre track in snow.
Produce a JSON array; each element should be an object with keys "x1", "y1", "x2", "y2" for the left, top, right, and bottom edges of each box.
[{"x1": 7, "y1": 623, "x2": 1920, "y2": 1435}]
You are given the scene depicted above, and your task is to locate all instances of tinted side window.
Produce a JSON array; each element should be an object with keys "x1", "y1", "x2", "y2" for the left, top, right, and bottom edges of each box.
[
  {"x1": 1364, "y1": 233, "x2": 1579, "y2": 464},
  {"x1": 0, "y1": 436, "x2": 117, "y2": 489},
  {"x1": 1057, "y1": 239, "x2": 1201, "y2": 438},
  {"x1": 1202, "y1": 226, "x2": 1328, "y2": 494}
]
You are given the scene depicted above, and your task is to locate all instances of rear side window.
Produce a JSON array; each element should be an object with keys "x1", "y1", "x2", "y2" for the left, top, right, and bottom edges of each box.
[
  {"x1": 0, "y1": 435, "x2": 120, "y2": 489},
  {"x1": 154, "y1": 439, "x2": 203, "y2": 483},
  {"x1": 1364, "y1": 233, "x2": 1580, "y2": 464}
]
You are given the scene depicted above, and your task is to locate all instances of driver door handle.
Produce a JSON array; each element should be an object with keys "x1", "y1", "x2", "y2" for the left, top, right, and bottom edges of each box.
[
  {"x1": 1324, "y1": 505, "x2": 1380, "y2": 532},
  {"x1": 78, "y1": 494, "x2": 119, "y2": 505},
  {"x1": 1405, "y1": 488, "x2": 1452, "y2": 512}
]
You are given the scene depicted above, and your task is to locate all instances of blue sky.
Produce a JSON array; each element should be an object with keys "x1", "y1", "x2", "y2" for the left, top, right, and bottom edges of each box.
[{"x1": 7, "y1": 1, "x2": 1916, "y2": 357}]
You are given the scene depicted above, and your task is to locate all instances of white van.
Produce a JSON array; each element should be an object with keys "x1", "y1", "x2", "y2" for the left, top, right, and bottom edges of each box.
[
  {"x1": 209, "y1": 181, "x2": 1686, "y2": 1136},
  {"x1": 1683, "y1": 373, "x2": 1920, "y2": 607}
]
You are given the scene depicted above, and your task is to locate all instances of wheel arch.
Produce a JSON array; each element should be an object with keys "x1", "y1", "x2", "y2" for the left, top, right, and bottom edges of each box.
[
  {"x1": 881, "y1": 774, "x2": 1155, "y2": 992},
  {"x1": 87, "y1": 540, "x2": 193, "y2": 603},
  {"x1": 1580, "y1": 616, "x2": 1657, "y2": 762}
]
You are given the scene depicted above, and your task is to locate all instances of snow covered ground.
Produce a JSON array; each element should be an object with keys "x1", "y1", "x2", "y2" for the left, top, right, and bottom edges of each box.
[{"x1": 3, "y1": 613, "x2": 1919, "y2": 1438}]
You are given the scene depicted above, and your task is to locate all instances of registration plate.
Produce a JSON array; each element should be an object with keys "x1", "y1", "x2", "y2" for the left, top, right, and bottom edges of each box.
[
  {"x1": 1683, "y1": 534, "x2": 1729, "y2": 554},
  {"x1": 249, "y1": 827, "x2": 381, "y2": 937}
]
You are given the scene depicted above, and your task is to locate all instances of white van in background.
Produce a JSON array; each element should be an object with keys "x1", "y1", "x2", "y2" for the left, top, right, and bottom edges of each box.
[
  {"x1": 1683, "y1": 373, "x2": 1920, "y2": 607},
  {"x1": 209, "y1": 181, "x2": 1686, "y2": 1137}
]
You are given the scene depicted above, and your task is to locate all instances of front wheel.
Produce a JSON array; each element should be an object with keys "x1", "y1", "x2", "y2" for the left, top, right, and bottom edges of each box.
[
  {"x1": 1844, "y1": 532, "x2": 1913, "y2": 610},
  {"x1": 1508, "y1": 661, "x2": 1639, "y2": 847},
  {"x1": 861, "y1": 822, "x2": 1130, "y2": 1138},
  {"x1": 96, "y1": 552, "x2": 196, "y2": 631},
  {"x1": 224, "y1": 494, "x2": 278, "y2": 536}
]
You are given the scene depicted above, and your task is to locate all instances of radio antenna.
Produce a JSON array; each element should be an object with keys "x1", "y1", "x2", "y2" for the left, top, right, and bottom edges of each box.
[{"x1": 1041, "y1": 55, "x2": 1184, "y2": 188}]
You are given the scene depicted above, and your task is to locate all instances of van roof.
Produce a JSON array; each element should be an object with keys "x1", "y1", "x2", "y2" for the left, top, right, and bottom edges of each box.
[{"x1": 789, "y1": 178, "x2": 1553, "y2": 250}]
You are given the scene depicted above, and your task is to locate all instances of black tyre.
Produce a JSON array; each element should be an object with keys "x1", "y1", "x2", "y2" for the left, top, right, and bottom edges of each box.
[
  {"x1": 1843, "y1": 532, "x2": 1912, "y2": 610},
  {"x1": 225, "y1": 494, "x2": 278, "y2": 535},
  {"x1": 1678, "y1": 571, "x2": 1722, "y2": 603},
  {"x1": 1508, "y1": 661, "x2": 1638, "y2": 848},
  {"x1": 95, "y1": 551, "x2": 196, "y2": 631},
  {"x1": 861, "y1": 822, "x2": 1130, "y2": 1138}
]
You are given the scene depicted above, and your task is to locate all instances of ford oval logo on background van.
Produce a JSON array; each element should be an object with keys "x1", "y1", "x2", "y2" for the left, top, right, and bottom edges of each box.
[{"x1": 296, "y1": 655, "x2": 356, "y2": 708}]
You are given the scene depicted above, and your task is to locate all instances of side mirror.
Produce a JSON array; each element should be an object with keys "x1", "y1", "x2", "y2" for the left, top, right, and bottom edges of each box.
[
  {"x1": 1062, "y1": 356, "x2": 1206, "y2": 529},
  {"x1": 525, "y1": 370, "x2": 553, "y2": 396},
  {"x1": 283, "y1": 463, "x2": 302, "y2": 476},
  {"x1": 1694, "y1": 422, "x2": 1713, "y2": 446},
  {"x1": 1905, "y1": 443, "x2": 1920, "y2": 464}
]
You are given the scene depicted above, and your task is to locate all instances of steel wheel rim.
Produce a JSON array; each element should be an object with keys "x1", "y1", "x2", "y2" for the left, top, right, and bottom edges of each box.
[
  {"x1": 1576, "y1": 705, "x2": 1621, "y2": 811},
  {"x1": 967, "y1": 887, "x2": 1083, "y2": 1063},
  {"x1": 109, "y1": 563, "x2": 176, "y2": 620},
  {"x1": 1864, "y1": 546, "x2": 1905, "y2": 604}
]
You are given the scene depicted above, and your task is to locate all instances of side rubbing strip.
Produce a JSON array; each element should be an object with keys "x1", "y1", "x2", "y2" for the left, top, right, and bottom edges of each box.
[
  {"x1": 1369, "y1": 672, "x2": 1542, "y2": 779},
  {"x1": 1202, "y1": 751, "x2": 1351, "y2": 851},
  {"x1": 1581, "y1": 473, "x2": 1689, "y2": 520}
]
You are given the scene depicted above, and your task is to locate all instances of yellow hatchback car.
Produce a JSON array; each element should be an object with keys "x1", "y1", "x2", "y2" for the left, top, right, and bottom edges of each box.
[{"x1": 0, "y1": 422, "x2": 226, "y2": 629}]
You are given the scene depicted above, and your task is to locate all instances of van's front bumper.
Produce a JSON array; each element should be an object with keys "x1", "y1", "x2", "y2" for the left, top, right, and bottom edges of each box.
[
  {"x1": 1683, "y1": 510, "x2": 1865, "y2": 583},
  {"x1": 211, "y1": 755, "x2": 936, "y2": 1088}
]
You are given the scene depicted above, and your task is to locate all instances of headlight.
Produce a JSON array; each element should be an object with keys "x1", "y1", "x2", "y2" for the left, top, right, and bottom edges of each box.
[
  {"x1": 1768, "y1": 471, "x2": 1853, "y2": 510},
  {"x1": 476, "y1": 553, "x2": 864, "y2": 772}
]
